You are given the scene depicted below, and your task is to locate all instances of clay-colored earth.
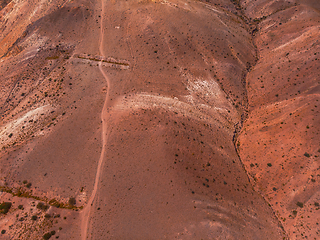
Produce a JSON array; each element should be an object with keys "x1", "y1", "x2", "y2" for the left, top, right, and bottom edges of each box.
[{"x1": 0, "y1": 0, "x2": 318, "y2": 239}]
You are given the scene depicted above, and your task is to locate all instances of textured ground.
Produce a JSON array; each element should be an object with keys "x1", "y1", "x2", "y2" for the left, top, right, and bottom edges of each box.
[{"x1": 0, "y1": 0, "x2": 318, "y2": 239}]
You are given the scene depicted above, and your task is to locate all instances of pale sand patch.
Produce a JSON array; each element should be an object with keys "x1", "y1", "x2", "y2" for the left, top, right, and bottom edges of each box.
[
  {"x1": 272, "y1": 26, "x2": 320, "y2": 52},
  {"x1": 0, "y1": 104, "x2": 54, "y2": 147},
  {"x1": 112, "y1": 76, "x2": 238, "y2": 132}
]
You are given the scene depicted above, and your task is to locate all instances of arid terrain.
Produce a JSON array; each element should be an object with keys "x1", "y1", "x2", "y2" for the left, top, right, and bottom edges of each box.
[{"x1": 0, "y1": 0, "x2": 318, "y2": 239}]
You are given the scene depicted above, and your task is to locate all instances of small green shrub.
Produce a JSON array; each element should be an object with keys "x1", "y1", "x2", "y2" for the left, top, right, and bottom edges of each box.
[
  {"x1": 267, "y1": 163, "x2": 272, "y2": 167},
  {"x1": 31, "y1": 215, "x2": 37, "y2": 220},
  {"x1": 304, "y1": 152, "x2": 310, "y2": 158}
]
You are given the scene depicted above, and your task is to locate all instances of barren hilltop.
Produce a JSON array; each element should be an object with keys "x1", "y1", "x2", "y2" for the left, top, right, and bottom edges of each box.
[{"x1": 0, "y1": 0, "x2": 319, "y2": 239}]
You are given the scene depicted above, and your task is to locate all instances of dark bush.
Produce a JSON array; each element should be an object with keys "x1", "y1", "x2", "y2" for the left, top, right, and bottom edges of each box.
[
  {"x1": 0, "y1": 202, "x2": 12, "y2": 214},
  {"x1": 31, "y1": 215, "x2": 37, "y2": 220},
  {"x1": 43, "y1": 232, "x2": 52, "y2": 240},
  {"x1": 296, "y1": 202, "x2": 304, "y2": 208},
  {"x1": 68, "y1": 197, "x2": 76, "y2": 206},
  {"x1": 1, "y1": 230, "x2": 5, "y2": 234},
  {"x1": 304, "y1": 152, "x2": 310, "y2": 158},
  {"x1": 18, "y1": 205, "x2": 23, "y2": 210},
  {"x1": 37, "y1": 202, "x2": 49, "y2": 211}
]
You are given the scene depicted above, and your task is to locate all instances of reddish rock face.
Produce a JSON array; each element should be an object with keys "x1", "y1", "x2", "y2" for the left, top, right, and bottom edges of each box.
[{"x1": 0, "y1": 0, "x2": 318, "y2": 239}]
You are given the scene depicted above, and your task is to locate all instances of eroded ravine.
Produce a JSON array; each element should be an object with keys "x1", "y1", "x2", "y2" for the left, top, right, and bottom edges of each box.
[
  {"x1": 81, "y1": 0, "x2": 110, "y2": 238},
  {"x1": 231, "y1": 0, "x2": 288, "y2": 236}
]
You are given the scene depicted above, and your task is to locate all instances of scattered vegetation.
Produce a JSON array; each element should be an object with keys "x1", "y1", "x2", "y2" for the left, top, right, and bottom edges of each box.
[{"x1": 0, "y1": 185, "x2": 81, "y2": 210}]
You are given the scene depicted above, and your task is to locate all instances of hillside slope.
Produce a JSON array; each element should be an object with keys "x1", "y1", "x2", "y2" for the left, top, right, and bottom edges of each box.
[
  {"x1": 1, "y1": 0, "x2": 316, "y2": 239},
  {"x1": 238, "y1": 0, "x2": 320, "y2": 239}
]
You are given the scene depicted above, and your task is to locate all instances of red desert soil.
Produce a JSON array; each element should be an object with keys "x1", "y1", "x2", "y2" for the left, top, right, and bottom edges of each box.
[{"x1": 0, "y1": 0, "x2": 318, "y2": 239}]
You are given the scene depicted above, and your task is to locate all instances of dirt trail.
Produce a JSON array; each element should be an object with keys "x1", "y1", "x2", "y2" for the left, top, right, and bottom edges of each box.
[{"x1": 80, "y1": 0, "x2": 109, "y2": 239}]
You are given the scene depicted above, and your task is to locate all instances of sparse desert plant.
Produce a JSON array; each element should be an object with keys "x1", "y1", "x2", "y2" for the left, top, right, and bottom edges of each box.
[
  {"x1": 68, "y1": 197, "x2": 76, "y2": 206},
  {"x1": 31, "y1": 215, "x2": 37, "y2": 220},
  {"x1": 37, "y1": 202, "x2": 49, "y2": 211},
  {"x1": 304, "y1": 152, "x2": 310, "y2": 158},
  {"x1": 296, "y1": 202, "x2": 304, "y2": 208},
  {"x1": 49, "y1": 199, "x2": 61, "y2": 208},
  {"x1": 43, "y1": 232, "x2": 52, "y2": 240},
  {"x1": 1, "y1": 230, "x2": 5, "y2": 234},
  {"x1": 0, "y1": 202, "x2": 12, "y2": 214}
]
